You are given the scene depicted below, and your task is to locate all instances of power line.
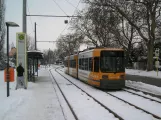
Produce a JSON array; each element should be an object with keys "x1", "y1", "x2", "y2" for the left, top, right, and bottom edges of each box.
[
  {"x1": 37, "y1": 41, "x2": 64, "y2": 42},
  {"x1": 64, "y1": 0, "x2": 80, "y2": 11},
  {"x1": 51, "y1": 0, "x2": 68, "y2": 16},
  {"x1": 55, "y1": 24, "x2": 69, "y2": 41},
  {"x1": 28, "y1": 31, "x2": 35, "y2": 36},
  {"x1": 26, "y1": 15, "x2": 81, "y2": 18},
  {"x1": 72, "y1": 0, "x2": 81, "y2": 15},
  {"x1": 54, "y1": 0, "x2": 82, "y2": 42},
  {"x1": 28, "y1": 0, "x2": 82, "y2": 46}
]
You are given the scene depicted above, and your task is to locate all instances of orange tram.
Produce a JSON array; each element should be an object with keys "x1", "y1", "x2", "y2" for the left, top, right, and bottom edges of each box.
[{"x1": 64, "y1": 47, "x2": 125, "y2": 89}]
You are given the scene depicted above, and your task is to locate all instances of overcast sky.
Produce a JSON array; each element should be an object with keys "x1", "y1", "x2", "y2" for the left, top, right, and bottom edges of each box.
[{"x1": 5, "y1": 0, "x2": 84, "y2": 51}]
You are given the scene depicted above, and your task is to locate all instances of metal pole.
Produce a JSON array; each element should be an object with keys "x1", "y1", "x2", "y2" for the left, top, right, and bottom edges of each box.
[
  {"x1": 0, "y1": 0, "x2": 1, "y2": 32},
  {"x1": 37, "y1": 58, "x2": 38, "y2": 76},
  {"x1": 49, "y1": 48, "x2": 50, "y2": 67},
  {"x1": 35, "y1": 22, "x2": 37, "y2": 50},
  {"x1": 157, "y1": 57, "x2": 158, "y2": 76},
  {"x1": 6, "y1": 25, "x2": 9, "y2": 97},
  {"x1": 23, "y1": 0, "x2": 27, "y2": 33},
  {"x1": 30, "y1": 59, "x2": 32, "y2": 81},
  {"x1": 33, "y1": 57, "x2": 35, "y2": 82}
]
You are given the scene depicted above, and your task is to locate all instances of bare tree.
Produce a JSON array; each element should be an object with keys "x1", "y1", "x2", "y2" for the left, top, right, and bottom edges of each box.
[
  {"x1": 70, "y1": 11, "x2": 100, "y2": 47},
  {"x1": 84, "y1": 0, "x2": 161, "y2": 71},
  {"x1": 0, "y1": 0, "x2": 5, "y2": 60},
  {"x1": 56, "y1": 33, "x2": 84, "y2": 57},
  {"x1": 26, "y1": 35, "x2": 35, "y2": 51},
  {"x1": 71, "y1": 3, "x2": 140, "y2": 66}
]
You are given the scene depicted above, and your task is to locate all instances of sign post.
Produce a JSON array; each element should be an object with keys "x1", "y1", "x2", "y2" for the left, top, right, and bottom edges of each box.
[{"x1": 16, "y1": 32, "x2": 27, "y2": 88}]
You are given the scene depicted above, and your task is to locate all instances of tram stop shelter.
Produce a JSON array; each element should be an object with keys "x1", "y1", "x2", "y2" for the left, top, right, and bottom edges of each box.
[{"x1": 27, "y1": 50, "x2": 43, "y2": 82}]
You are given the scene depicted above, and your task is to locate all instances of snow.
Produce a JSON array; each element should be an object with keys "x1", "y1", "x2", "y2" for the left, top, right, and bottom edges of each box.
[
  {"x1": 126, "y1": 80, "x2": 161, "y2": 96},
  {"x1": 56, "y1": 68, "x2": 159, "y2": 120},
  {"x1": 123, "y1": 88, "x2": 161, "y2": 102},
  {"x1": 126, "y1": 68, "x2": 161, "y2": 95},
  {"x1": 0, "y1": 66, "x2": 161, "y2": 120},
  {"x1": 0, "y1": 69, "x2": 69, "y2": 120},
  {"x1": 50, "y1": 70, "x2": 119, "y2": 120},
  {"x1": 109, "y1": 91, "x2": 161, "y2": 116},
  {"x1": 126, "y1": 69, "x2": 161, "y2": 79}
]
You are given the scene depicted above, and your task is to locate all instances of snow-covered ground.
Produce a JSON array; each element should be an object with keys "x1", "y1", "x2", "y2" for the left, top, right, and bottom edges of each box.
[
  {"x1": 50, "y1": 70, "x2": 119, "y2": 120},
  {"x1": 0, "y1": 66, "x2": 161, "y2": 120},
  {"x1": 0, "y1": 68, "x2": 69, "y2": 120},
  {"x1": 126, "y1": 80, "x2": 161, "y2": 95},
  {"x1": 56, "y1": 68, "x2": 161, "y2": 120},
  {"x1": 126, "y1": 68, "x2": 161, "y2": 95},
  {"x1": 126, "y1": 69, "x2": 161, "y2": 78}
]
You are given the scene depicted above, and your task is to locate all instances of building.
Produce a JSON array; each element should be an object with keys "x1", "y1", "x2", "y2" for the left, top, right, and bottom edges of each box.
[{"x1": 9, "y1": 47, "x2": 16, "y2": 57}]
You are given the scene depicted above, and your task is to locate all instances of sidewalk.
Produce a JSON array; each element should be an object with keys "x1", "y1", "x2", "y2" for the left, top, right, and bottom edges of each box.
[
  {"x1": 0, "y1": 69, "x2": 66, "y2": 120},
  {"x1": 126, "y1": 69, "x2": 161, "y2": 87}
]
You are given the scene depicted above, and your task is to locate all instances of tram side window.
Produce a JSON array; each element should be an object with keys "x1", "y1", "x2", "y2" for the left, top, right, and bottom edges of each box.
[
  {"x1": 84, "y1": 58, "x2": 88, "y2": 70},
  {"x1": 69, "y1": 60, "x2": 71, "y2": 67},
  {"x1": 71, "y1": 60, "x2": 72, "y2": 68},
  {"x1": 94, "y1": 57, "x2": 99, "y2": 72},
  {"x1": 72, "y1": 60, "x2": 73, "y2": 68},
  {"x1": 89, "y1": 58, "x2": 93, "y2": 71},
  {"x1": 71, "y1": 60, "x2": 73, "y2": 68},
  {"x1": 82, "y1": 58, "x2": 84, "y2": 70},
  {"x1": 70, "y1": 60, "x2": 73, "y2": 68},
  {"x1": 73, "y1": 60, "x2": 76, "y2": 68},
  {"x1": 79, "y1": 59, "x2": 82, "y2": 69},
  {"x1": 71, "y1": 60, "x2": 76, "y2": 68}
]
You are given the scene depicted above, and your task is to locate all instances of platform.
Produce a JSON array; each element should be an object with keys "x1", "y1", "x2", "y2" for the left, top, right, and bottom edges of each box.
[{"x1": 0, "y1": 69, "x2": 66, "y2": 120}]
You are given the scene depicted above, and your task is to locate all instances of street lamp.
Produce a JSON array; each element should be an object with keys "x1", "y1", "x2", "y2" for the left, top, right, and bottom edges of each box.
[{"x1": 6, "y1": 22, "x2": 19, "y2": 97}]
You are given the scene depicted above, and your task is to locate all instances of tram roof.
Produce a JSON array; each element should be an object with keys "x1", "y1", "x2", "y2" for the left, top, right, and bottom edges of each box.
[
  {"x1": 27, "y1": 50, "x2": 43, "y2": 59},
  {"x1": 65, "y1": 47, "x2": 124, "y2": 58}
]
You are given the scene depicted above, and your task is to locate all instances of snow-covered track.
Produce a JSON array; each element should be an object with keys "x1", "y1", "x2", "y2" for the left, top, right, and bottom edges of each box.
[
  {"x1": 106, "y1": 91, "x2": 161, "y2": 119},
  {"x1": 57, "y1": 67, "x2": 161, "y2": 120},
  {"x1": 55, "y1": 68, "x2": 124, "y2": 120},
  {"x1": 125, "y1": 86, "x2": 161, "y2": 99},
  {"x1": 122, "y1": 89, "x2": 161, "y2": 104},
  {"x1": 49, "y1": 69, "x2": 79, "y2": 120}
]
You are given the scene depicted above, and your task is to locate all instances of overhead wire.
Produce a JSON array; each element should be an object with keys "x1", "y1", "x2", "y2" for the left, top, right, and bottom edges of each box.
[
  {"x1": 51, "y1": 0, "x2": 69, "y2": 16},
  {"x1": 52, "y1": 0, "x2": 81, "y2": 49},
  {"x1": 72, "y1": 0, "x2": 81, "y2": 16},
  {"x1": 63, "y1": 0, "x2": 80, "y2": 12},
  {"x1": 55, "y1": 0, "x2": 82, "y2": 41}
]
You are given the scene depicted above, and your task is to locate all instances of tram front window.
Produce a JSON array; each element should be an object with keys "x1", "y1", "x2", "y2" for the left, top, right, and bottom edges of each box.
[{"x1": 100, "y1": 51, "x2": 125, "y2": 73}]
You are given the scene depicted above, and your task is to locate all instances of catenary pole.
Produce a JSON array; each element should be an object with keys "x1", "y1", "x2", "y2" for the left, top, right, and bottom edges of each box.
[{"x1": 23, "y1": 0, "x2": 27, "y2": 33}]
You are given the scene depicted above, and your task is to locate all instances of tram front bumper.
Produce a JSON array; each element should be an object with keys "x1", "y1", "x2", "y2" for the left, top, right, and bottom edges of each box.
[{"x1": 100, "y1": 79, "x2": 125, "y2": 89}]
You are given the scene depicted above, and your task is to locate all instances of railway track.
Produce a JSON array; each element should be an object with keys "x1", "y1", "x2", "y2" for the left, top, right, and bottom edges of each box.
[
  {"x1": 106, "y1": 91, "x2": 161, "y2": 119},
  {"x1": 49, "y1": 69, "x2": 78, "y2": 120},
  {"x1": 55, "y1": 67, "x2": 161, "y2": 120},
  {"x1": 122, "y1": 88, "x2": 161, "y2": 103},
  {"x1": 59, "y1": 66, "x2": 161, "y2": 100},
  {"x1": 53, "y1": 68, "x2": 124, "y2": 120},
  {"x1": 125, "y1": 86, "x2": 161, "y2": 99}
]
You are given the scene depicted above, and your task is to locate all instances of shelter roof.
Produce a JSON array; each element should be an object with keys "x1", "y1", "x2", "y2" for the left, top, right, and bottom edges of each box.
[{"x1": 27, "y1": 50, "x2": 43, "y2": 59}]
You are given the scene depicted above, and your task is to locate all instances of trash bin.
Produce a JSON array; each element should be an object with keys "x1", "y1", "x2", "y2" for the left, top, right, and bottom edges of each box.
[{"x1": 4, "y1": 67, "x2": 14, "y2": 82}]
